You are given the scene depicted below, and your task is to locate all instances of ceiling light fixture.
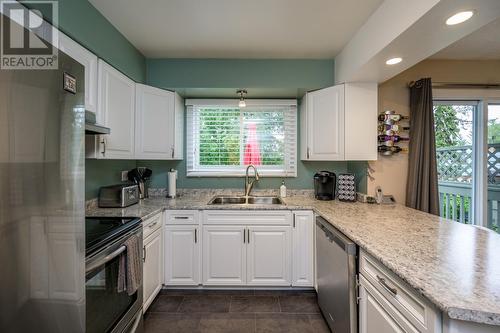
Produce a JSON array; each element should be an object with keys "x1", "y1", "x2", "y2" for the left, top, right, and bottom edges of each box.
[
  {"x1": 446, "y1": 11, "x2": 474, "y2": 25},
  {"x1": 237, "y1": 89, "x2": 247, "y2": 108},
  {"x1": 386, "y1": 57, "x2": 402, "y2": 65}
]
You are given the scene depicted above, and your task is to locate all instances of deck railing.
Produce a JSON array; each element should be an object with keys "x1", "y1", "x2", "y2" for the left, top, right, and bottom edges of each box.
[{"x1": 436, "y1": 144, "x2": 500, "y2": 232}]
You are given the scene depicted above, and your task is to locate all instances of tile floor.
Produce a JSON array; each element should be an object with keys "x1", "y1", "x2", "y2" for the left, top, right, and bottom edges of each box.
[{"x1": 144, "y1": 289, "x2": 330, "y2": 333}]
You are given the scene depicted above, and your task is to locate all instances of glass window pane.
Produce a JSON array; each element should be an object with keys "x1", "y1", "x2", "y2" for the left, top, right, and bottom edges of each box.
[
  {"x1": 487, "y1": 103, "x2": 500, "y2": 233},
  {"x1": 242, "y1": 110, "x2": 285, "y2": 166},
  {"x1": 434, "y1": 103, "x2": 475, "y2": 224},
  {"x1": 199, "y1": 108, "x2": 240, "y2": 166}
]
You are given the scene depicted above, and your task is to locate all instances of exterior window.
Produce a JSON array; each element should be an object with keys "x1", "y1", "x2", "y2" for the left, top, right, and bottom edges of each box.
[
  {"x1": 186, "y1": 100, "x2": 297, "y2": 177},
  {"x1": 434, "y1": 99, "x2": 500, "y2": 233}
]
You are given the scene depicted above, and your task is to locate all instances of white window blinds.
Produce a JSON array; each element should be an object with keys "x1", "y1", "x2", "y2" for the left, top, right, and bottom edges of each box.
[{"x1": 186, "y1": 100, "x2": 297, "y2": 177}]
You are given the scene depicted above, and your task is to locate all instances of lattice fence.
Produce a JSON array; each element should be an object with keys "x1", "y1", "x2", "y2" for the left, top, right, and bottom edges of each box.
[{"x1": 436, "y1": 144, "x2": 500, "y2": 184}]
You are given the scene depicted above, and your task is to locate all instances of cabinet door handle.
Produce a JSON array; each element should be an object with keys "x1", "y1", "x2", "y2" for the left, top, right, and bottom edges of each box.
[
  {"x1": 247, "y1": 229, "x2": 250, "y2": 244},
  {"x1": 143, "y1": 245, "x2": 146, "y2": 262},
  {"x1": 293, "y1": 214, "x2": 296, "y2": 228},
  {"x1": 307, "y1": 147, "x2": 310, "y2": 159},
  {"x1": 376, "y1": 275, "x2": 398, "y2": 296},
  {"x1": 243, "y1": 229, "x2": 246, "y2": 243},
  {"x1": 171, "y1": 147, "x2": 175, "y2": 158},
  {"x1": 194, "y1": 228, "x2": 197, "y2": 243},
  {"x1": 101, "y1": 138, "x2": 106, "y2": 156}
]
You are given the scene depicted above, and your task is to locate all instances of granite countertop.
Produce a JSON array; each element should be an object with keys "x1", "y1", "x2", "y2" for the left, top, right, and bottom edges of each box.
[{"x1": 86, "y1": 190, "x2": 500, "y2": 326}]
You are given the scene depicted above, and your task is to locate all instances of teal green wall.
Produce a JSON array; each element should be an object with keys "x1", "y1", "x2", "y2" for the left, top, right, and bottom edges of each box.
[
  {"x1": 147, "y1": 58, "x2": 334, "y2": 92},
  {"x1": 27, "y1": 0, "x2": 146, "y2": 82},
  {"x1": 86, "y1": 160, "x2": 137, "y2": 199}
]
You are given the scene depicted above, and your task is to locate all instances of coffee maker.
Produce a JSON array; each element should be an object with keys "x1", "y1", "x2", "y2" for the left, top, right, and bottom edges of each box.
[{"x1": 314, "y1": 171, "x2": 336, "y2": 200}]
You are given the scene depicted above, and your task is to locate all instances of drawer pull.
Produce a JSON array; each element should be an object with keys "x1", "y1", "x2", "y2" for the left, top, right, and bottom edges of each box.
[
  {"x1": 148, "y1": 221, "x2": 158, "y2": 229},
  {"x1": 376, "y1": 275, "x2": 398, "y2": 296},
  {"x1": 174, "y1": 216, "x2": 189, "y2": 219}
]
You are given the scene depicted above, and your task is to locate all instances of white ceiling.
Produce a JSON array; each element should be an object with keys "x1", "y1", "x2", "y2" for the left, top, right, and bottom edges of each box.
[
  {"x1": 88, "y1": 0, "x2": 383, "y2": 59},
  {"x1": 431, "y1": 17, "x2": 500, "y2": 60}
]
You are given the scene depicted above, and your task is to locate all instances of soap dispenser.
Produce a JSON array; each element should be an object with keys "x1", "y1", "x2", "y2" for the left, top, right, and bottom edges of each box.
[{"x1": 280, "y1": 180, "x2": 287, "y2": 198}]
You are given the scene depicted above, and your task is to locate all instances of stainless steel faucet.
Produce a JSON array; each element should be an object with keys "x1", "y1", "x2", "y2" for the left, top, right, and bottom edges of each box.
[{"x1": 244, "y1": 165, "x2": 260, "y2": 197}]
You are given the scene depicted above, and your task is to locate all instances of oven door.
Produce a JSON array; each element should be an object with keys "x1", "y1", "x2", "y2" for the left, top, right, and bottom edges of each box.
[{"x1": 85, "y1": 227, "x2": 143, "y2": 333}]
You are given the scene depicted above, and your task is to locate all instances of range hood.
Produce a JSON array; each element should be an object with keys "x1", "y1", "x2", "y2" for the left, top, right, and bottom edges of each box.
[
  {"x1": 85, "y1": 122, "x2": 110, "y2": 134},
  {"x1": 85, "y1": 111, "x2": 110, "y2": 135}
]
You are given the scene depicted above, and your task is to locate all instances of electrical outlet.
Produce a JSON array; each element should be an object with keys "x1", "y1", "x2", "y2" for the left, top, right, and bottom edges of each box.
[{"x1": 121, "y1": 171, "x2": 129, "y2": 182}]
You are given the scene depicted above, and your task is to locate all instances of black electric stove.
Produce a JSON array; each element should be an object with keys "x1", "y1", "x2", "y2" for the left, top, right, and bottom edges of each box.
[{"x1": 85, "y1": 216, "x2": 142, "y2": 256}]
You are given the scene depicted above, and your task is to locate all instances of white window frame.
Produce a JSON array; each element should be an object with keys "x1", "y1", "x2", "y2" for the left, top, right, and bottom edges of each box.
[
  {"x1": 185, "y1": 99, "x2": 298, "y2": 177},
  {"x1": 434, "y1": 88, "x2": 500, "y2": 227}
]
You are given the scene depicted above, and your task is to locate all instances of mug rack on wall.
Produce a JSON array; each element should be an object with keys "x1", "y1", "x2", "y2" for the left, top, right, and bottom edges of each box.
[{"x1": 377, "y1": 110, "x2": 410, "y2": 156}]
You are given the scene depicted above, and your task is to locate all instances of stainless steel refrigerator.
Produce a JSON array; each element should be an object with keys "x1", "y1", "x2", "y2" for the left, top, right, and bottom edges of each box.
[{"x1": 0, "y1": 16, "x2": 85, "y2": 333}]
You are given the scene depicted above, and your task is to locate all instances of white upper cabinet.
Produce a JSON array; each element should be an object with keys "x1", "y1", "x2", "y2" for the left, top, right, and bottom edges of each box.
[
  {"x1": 97, "y1": 60, "x2": 136, "y2": 159},
  {"x1": 300, "y1": 83, "x2": 377, "y2": 161},
  {"x1": 345, "y1": 83, "x2": 377, "y2": 160},
  {"x1": 58, "y1": 33, "x2": 98, "y2": 115},
  {"x1": 301, "y1": 85, "x2": 345, "y2": 160},
  {"x1": 135, "y1": 84, "x2": 184, "y2": 160}
]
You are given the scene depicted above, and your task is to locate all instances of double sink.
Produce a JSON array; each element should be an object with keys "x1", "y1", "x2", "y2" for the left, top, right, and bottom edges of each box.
[{"x1": 208, "y1": 196, "x2": 284, "y2": 205}]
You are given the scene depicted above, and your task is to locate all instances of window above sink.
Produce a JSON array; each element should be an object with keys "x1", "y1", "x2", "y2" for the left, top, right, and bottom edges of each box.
[{"x1": 186, "y1": 99, "x2": 297, "y2": 177}]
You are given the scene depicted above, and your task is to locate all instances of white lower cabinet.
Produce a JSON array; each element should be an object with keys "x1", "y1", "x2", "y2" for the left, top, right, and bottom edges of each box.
[
  {"x1": 359, "y1": 250, "x2": 440, "y2": 333},
  {"x1": 164, "y1": 225, "x2": 200, "y2": 285},
  {"x1": 202, "y1": 225, "x2": 246, "y2": 285},
  {"x1": 163, "y1": 210, "x2": 200, "y2": 286},
  {"x1": 162, "y1": 210, "x2": 313, "y2": 288},
  {"x1": 143, "y1": 215, "x2": 164, "y2": 312},
  {"x1": 247, "y1": 226, "x2": 291, "y2": 286},
  {"x1": 201, "y1": 210, "x2": 298, "y2": 287},
  {"x1": 292, "y1": 211, "x2": 314, "y2": 287},
  {"x1": 359, "y1": 275, "x2": 416, "y2": 333},
  {"x1": 143, "y1": 228, "x2": 163, "y2": 311}
]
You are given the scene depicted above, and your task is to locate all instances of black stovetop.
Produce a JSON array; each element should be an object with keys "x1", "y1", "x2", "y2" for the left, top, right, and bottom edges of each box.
[{"x1": 85, "y1": 216, "x2": 142, "y2": 256}]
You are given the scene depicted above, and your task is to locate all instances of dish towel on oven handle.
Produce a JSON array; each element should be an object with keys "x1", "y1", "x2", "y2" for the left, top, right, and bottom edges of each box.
[{"x1": 117, "y1": 234, "x2": 142, "y2": 296}]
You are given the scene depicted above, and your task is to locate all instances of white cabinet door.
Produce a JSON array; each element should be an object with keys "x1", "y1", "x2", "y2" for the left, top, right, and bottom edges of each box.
[
  {"x1": 344, "y1": 83, "x2": 377, "y2": 160},
  {"x1": 304, "y1": 85, "x2": 345, "y2": 160},
  {"x1": 135, "y1": 84, "x2": 176, "y2": 159},
  {"x1": 143, "y1": 228, "x2": 163, "y2": 311},
  {"x1": 98, "y1": 60, "x2": 135, "y2": 159},
  {"x1": 173, "y1": 92, "x2": 184, "y2": 159},
  {"x1": 292, "y1": 211, "x2": 314, "y2": 287},
  {"x1": 202, "y1": 226, "x2": 246, "y2": 285},
  {"x1": 359, "y1": 275, "x2": 420, "y2": 333},
  {"x1": 164, "y1": 225, "x2": 200, "y2": 286},
  {"x1": 246, "y1": 226, "x2": 291, "y2": 286},
  {"x1": 59, "y1": 33, "x2": 98, "y2": 114},
  {"x1": 359, "y1": 282, "x2": 408, "y2": 333}
]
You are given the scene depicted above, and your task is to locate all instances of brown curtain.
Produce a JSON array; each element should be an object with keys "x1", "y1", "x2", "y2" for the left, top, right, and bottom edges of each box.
[{"x1": 406, "y1": 78, "x2": 439, "y2": 215}]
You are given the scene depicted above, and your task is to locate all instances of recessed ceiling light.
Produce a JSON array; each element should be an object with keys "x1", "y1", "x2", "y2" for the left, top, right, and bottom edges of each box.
[
  {"x1": 386, "y1": 57, "x2": 402, "y2": 65},
  {"x1": 446, "y1": 11, "x2": 474, "y2": 25}
]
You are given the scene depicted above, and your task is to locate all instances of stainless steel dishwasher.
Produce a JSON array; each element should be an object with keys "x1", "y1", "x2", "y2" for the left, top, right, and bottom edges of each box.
[{"x1": 316, "y1": 216, "x2": 357, "y2": 333}]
